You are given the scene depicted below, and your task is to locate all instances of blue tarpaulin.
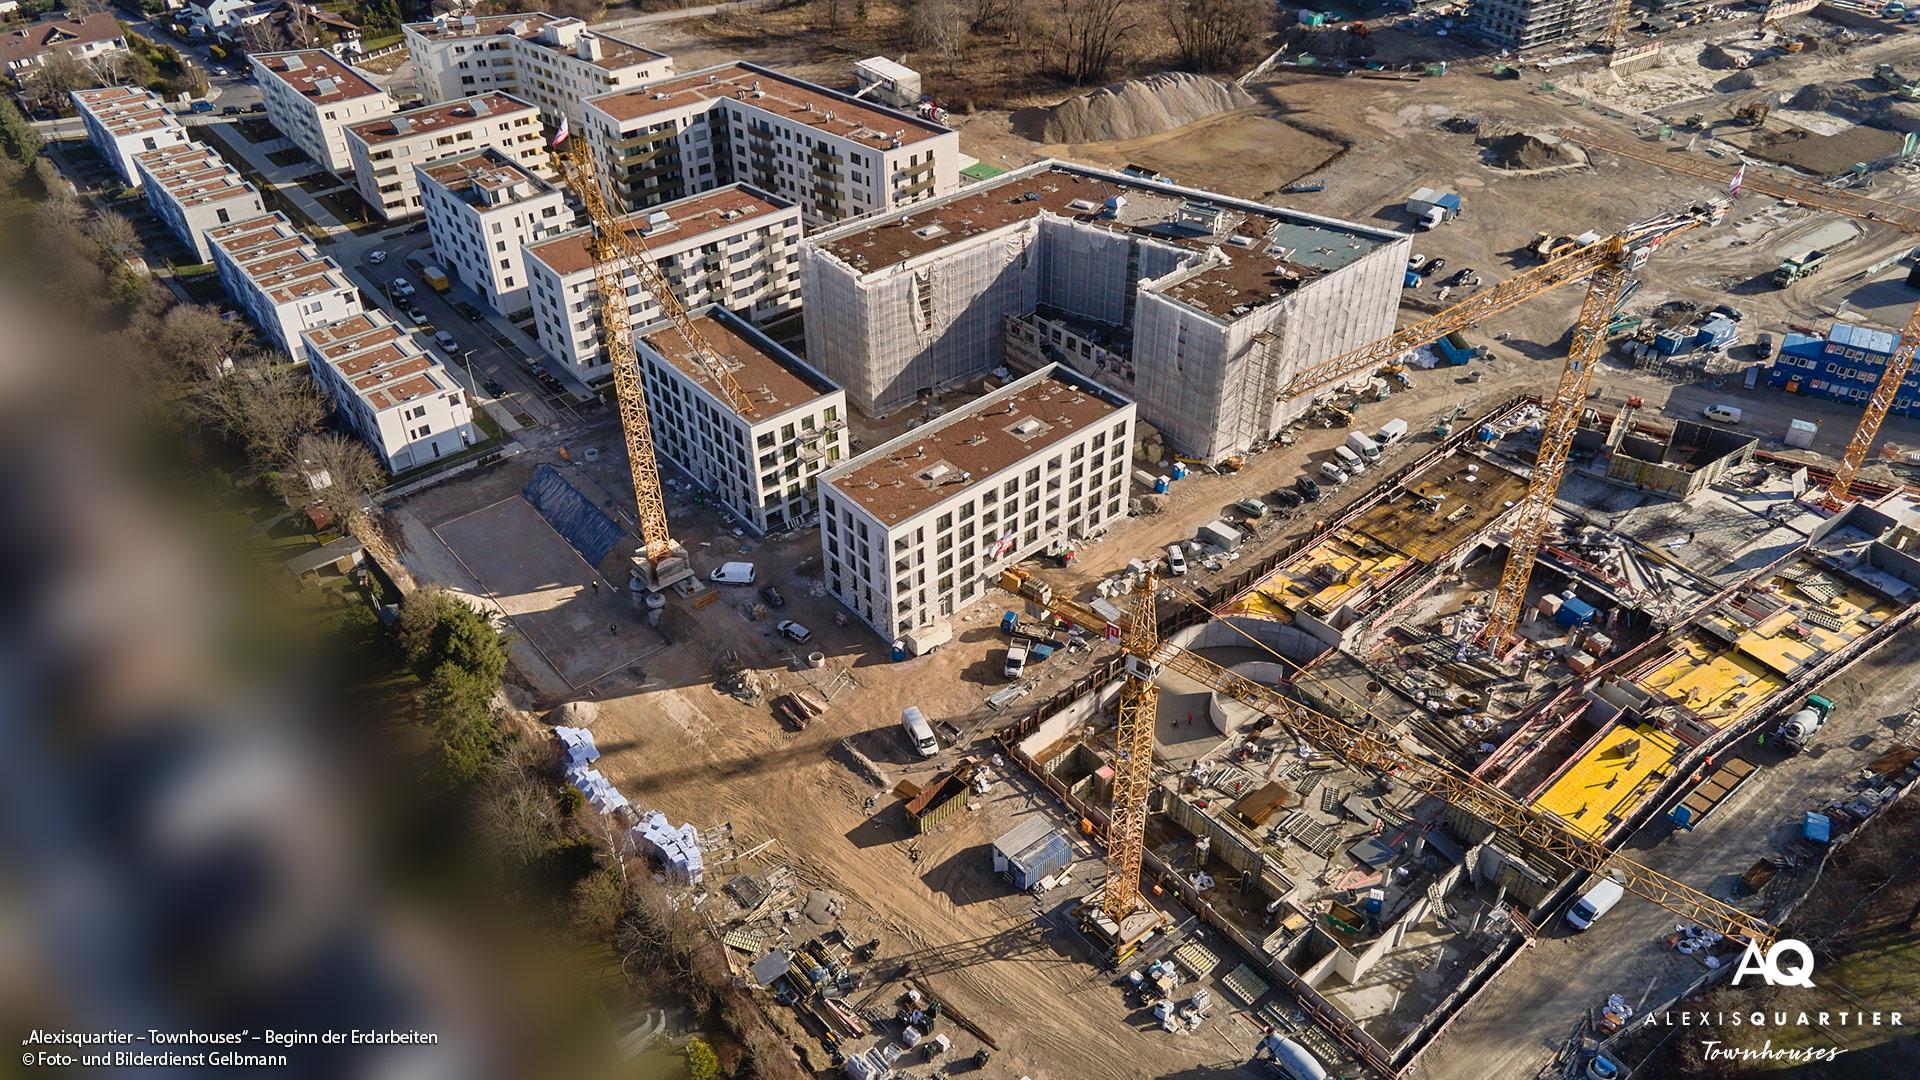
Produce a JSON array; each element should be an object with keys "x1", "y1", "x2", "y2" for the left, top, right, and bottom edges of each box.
[
  {"x1": 523, "y1": 464, "x2": 623, "y2": 567},
  {"x1": 1804, "y1": 812, "x2": 1831, "y2": 843}
]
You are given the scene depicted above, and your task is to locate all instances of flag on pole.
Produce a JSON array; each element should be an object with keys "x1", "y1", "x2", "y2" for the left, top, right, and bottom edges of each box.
[
  {"x1": 1728, "y1": 164, "x2": 1744, "y2": 195},
  {"x1": 551, "y1": 116, "x2": 570, "y2": 148}
]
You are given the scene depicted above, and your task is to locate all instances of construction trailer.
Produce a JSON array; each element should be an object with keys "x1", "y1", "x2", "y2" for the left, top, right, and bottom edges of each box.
[
  {"x1": 992, "y1": 818, "x2": 1073, "y2": 890},
  {"x1": 1405, "y1": 187, "x2": 1463, "y2": 230},
  {"x1": 852, "y1": 56, "x2": 922, "y2": 108}
]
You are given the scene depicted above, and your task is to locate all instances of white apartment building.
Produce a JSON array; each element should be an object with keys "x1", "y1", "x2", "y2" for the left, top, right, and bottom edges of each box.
[
  {"x1": 207, "y1": 213, "x2": 363, "y2": 357},
  {"x1": 635, "y1": 306, "x2": 846, "y2": 535},
  {"x1": 251, "y1": 50, "x2": 394, "y2": 175},
  {"x1": 71, "y1": 86, "x2": 188, "y2": 187},
  {"x1": 302, "y1": 311, "x2": 479, "y2": 472},
  {"x1": 416, "y1": 147, "x2": 569, "y2": 315},
  {"x1": 582, "y1": 62, "x2": 959, "y2": 226},
  {"x1": 802, "y1": 160, "x2": 1407, "y2": 461},
  {"x1": 345, "y1": 92, "x2": 545, "y2": 221},
  {"x1": 525, "y1": 183, "x2": 802, "y2": 379},
  {"x1": 404, "y1": 11, "x2": 671, "y2": 130},
  {"x1": 134, "y1": 143, "x2": 266, "y2": 262},
  {"x1": 819, "y1": 364, "x2": 1136, "y2": 642}
]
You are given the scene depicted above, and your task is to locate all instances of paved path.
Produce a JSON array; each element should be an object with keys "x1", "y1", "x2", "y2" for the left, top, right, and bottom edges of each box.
[{"x1": 196, "y1": 121, "x2": 349, "y2": 231}]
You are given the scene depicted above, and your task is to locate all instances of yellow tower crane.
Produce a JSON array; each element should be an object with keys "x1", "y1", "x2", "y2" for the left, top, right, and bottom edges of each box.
[
  {"x1": 1000, "y1": 571, "x2": 1779, "y2": 949},
  {"x1": 546, "y1": 137, "x2": 758, "y2": 593}
]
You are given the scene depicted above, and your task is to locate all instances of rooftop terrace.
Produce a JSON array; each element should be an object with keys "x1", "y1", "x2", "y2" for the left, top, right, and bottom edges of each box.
[
  {"x1": 347, "y1": 92, "x2": 533, "y2": 145},
  {"x1": 586, "y1": 62, "x2": 947, "y2": 148},
  {"x1": 254, "y1": 50, "x2": 385, "y2": 104}
]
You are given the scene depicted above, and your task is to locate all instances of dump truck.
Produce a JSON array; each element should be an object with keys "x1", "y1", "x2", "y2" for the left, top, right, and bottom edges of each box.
[
  {"x1": 1773, "y1": 250, "x2": 1829, "y2": 286},
  {"x1": 1775, "y1": 694, "x2": 1834, "y2": 751},
  {"x1": 1668, "y1": 757, "x2": 1759, "y2": 829},
  {"x1": 1874, "y1": 64, "x2": 1920, "y2": 98}
]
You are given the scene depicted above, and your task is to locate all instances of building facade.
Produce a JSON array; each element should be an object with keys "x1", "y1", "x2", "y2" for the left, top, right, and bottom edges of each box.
[
  {"x1": 416, "y1": 148, "x2": 569, "y2": 314},
  {"x1": 1766, "y1": 321, "x2": 1920, "y2": 418},
  {"x1": 582, "y1": 62, "x2": 959, "y2": 227},
  {"x1": 302, "y1": 311, "x2": 479, "y2": 472},
  {"x1": 134, "y1": 142, "x2": 266, "y2": 262},
  {"x1": 525, "y1": 183, "x2": 802, "y2": 379},
  {"x1": 207, "y1": 213, "x2": 362, "y2": 357},
  {"x1": 1, "y1": 14, "x2": 126, "y2": 77},
  {"x1": 1473, "y1": 0, "x2": 1610, "y2": 51},
  {"x1": 819, "y1": 364, "x2": 1136, "y2": 642},
  {"x1": 800, "y1": 160, "x2": 1407, "y2": 462},
  {"x1": 251, "y1": 49, "x2": 394, "y2": 174},
  {"x1": 403, "y1": 12, "x2": 671, "y2": 130},
  {"x1": 634, "y1": 306, "x2": 846, "y2": 535},
  {"x1": 72, "y1": 86, "x2": 189, "y2": 187},
  {"x1": 345, "y1": 92, "x2": 545, "y2": 221}
]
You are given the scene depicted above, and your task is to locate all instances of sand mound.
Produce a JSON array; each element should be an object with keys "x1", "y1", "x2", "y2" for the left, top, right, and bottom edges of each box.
[
  {"x1": 1789, "y1": 84, "x2": 1834, "y2": 111},
  {"x1": 1018, "y1": 72, "x2": 1256, "y2": 143},
  {"x1": 1481, "y1": 131, "x2": 1587, "y2": 170},
  {"x1": 552, "y1": 699, "x2": 600, "y2": 726},
  {"x1": 1699, "y1": 43, "x2": 1740, "y2": 71},
  {"x1": 1716, "y1": 70, "x2": 1761, "y2": 93}
]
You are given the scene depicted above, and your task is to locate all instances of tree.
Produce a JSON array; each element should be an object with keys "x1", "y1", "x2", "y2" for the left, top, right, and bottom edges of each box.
[
  {"x1": 85, "y1": 210, "x2": 142, "y2": 265},
  {"x1": 190, "y1": 360, "x2": 328, "y2": 468},
  {"x1": 1164, "y1": 0, "x2": 1264, "y2": 72},
  {"x1": 293, "y1": 431, "x2": 382, "y2": 527},
  {"x1": 428, "y1": 661, "x2": 500, "y2": 786},
  {"x1": 906, "y1": 0, "x2": 969, "y2": 59},
  {"x1": 145, "y1": 303, "x2": 247, "y2": 385},
  {"x1": 1045, "y1": 0, "x2": 1137, "y2": 84},
  {"x1": 0, "y1": 97, "x2": 43, "y2": 164},
  {"x1": 570, "y1": 866, "x2": 626, "y2": 937},
  {"x1": 684, "y1": 1038, "x2": 719, "y2": 1080}
]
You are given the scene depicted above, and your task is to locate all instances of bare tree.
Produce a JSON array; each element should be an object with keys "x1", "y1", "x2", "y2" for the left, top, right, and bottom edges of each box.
[
  {"x1": 235, "y1": 18, "x2": 288, "y2": 55},
  {"x1": 907, "y1": 0, "x2": 970, "y2": 59},
  {"x1": 294, "y1": 431, "x2": 382, "y2": 525},
  {"x1": 1165, "y1": 0, "x2": 1264, "y2": 71},
  {"x1": 144, "y1": 303, "x2": 246, "y2": 385},
  {"x1": 1045, "y1": 0, "x2": 1137, "y2": 84},
  {"x1": 191, "y1": 360, "x2": 327, "y2": 469},
  {"x1": 970, "y1": 0, "x2": 1025, "y2": 36},
  {"x1": 33, "y1": 195, "x2": 87, "y2": 240},
  {"x1": 23, "y1": 51, "x2": 95, "y2": 110},
  {"x1": 85, "y1": 210, "x2": 142, "y2": 265}
]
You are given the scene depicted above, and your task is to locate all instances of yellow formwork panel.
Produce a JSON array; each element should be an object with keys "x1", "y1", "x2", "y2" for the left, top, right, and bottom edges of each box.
[
  {"x1": 1638, "y1": 636, "x2": 1787, "y2": 728},
  {"x1": 1228, "y1": 529, "x2": 1409, "y2": 621},
  {"x1": 1533, "y1": 723, "x2": 1681, "y2": 840}
]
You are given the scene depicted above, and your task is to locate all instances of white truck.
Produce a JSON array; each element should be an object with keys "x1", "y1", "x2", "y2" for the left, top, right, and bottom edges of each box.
[{"x1": 1004, "y1": 637, "x2": 1032, "y2": 679}]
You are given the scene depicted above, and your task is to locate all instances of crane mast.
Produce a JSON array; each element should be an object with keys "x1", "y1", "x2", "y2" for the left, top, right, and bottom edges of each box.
[
  {"x1": 1828, "y1": 305, "x2": 1920, "y2": 505},
  {"x1": 1103, "y1": 574, "x2": 1160, "y2": 924}
]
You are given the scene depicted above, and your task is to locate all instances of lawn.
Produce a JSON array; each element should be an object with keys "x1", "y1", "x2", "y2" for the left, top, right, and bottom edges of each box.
[{"x1": 175, "y1": 271, "x2": 230, "y2": 305}]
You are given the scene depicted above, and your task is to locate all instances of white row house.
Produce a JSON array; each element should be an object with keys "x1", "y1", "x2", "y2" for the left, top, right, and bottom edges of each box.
[
  {"x1": 301, "y1": 311, "x2": 479, "y2": 472},
  {"x1": 207, "y1": 213, "x2": 363, "y2": 357},
  {"x1": 135, "y1": 142, "x2": 266, "y2": 262},
  {"x1": 71, "y1": 86, "x2": 188, "y2": 188}
]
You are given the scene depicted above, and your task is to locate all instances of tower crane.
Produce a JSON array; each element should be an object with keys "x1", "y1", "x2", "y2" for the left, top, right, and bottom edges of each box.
[
  {"x1": 1561, "y1": 126, "x2": 1920, "y2": 509},
  {"x1": 999, "y1": 569, "x2": 1779, "y2": 949},
  {"x1": 546, "y1": 137, "x2": 757, "y2": 593}
]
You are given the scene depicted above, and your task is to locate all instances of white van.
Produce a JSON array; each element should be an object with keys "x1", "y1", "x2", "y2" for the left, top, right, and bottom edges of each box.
[
  {"x1": 1566, "y1": 877, "x2": 1625, "y2": 930},
  {"x1": 1165, "y1": 544, "x2": 1187, "y2": 576},
  {"x1": 709, "y1": 561, "x2": 757, "y2": 585},
  {"x1": 1376, "y1": 417, "x2": 1409, "y2": 446},
  {"x1": 1320, "y1": 461, "x2": 1350, "y2": 485},
  {"x1": 901, "y1": 706, "x2": 939, "y2": 758},
  {"x1": 1702, "y1": 404, "x2": 1743, "y2": 424},
  {"x1": 1333, "y1": 445, "x2": 1367, "y2": 474}
]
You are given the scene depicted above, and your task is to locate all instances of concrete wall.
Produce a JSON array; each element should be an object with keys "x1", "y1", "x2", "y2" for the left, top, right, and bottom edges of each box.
[
  {"x1": 1017, "y1": 677, "x2": 1124, "y2": 759},
  {"x1": 1168, "y1": 614, "x2": 1331, "y2": 663}
]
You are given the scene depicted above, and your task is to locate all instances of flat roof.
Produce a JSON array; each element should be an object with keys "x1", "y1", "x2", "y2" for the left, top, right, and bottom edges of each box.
[
  {"x1": 254, "y1": 49, "x2": 386, "y2": 104},
  {"x1": 136, "y1": 143, "x2": 258, "y2": 208},
  {"x1": 811, "y1": 161, "x2": 1394, "y2": 319},
  {"x1": 586, "y1": 61, "x2": 948, "y2": 148},
  {"x1": 638, "y1": 308, "x2": 834, "y2": 418},
  {"x1": 418, "y1": 147, "x2": 553, "y2": 207},
  {"x1": 73, "y1": 86, "x2": 182, "y2": 139},
  {"x1": 826, "y1": 367, "x2": 1129, "y2": 528},
  {"x1": 208, "y1": 212, "x2": 352, "y2": 303},
  {"x1": 404, "y1": 12, "x2": 668, "y2": 70},
  {"x1": 348, "y1": 91, "x2": 534, "y2": 144},
  {"x1": 306, "y1": 313, "x2": 453, "y2": 411},
  {"x1": 526, "y1": 184, "x2": 789, "y2": 276}
]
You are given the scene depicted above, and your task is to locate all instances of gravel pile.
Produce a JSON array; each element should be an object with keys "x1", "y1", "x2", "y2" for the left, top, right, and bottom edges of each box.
[{"x1": 1020, "y1": 72, "x2": 1256, "y2": 143}]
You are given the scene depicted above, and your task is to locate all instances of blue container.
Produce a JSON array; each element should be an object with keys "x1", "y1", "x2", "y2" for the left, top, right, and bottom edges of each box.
[
  {"x1": 891, "y1": 640, "x2": 908, "y2": 661},
  {"x1": 1477, "y1": 425, "x2": 1497, "y2": 443},
  {"x1": 1154, "y1": 476, "x2": 1171, "y2": 494},
  {"x1": 1001, "y1": 610, "x2": 1019, "y2": 634},
  {"x1": 1804, "y1": 811, "x2": 1831, "y2": 843},
  {"x1": 1170, "y1": 462, "x2": 1188, "y2": 481},
  {"x1": 1405, "y1": 270, "x2": 1421, "y2": 288},
  {"x1": 1555, "y1": 596, "x2": 1598, "y2": 628}
]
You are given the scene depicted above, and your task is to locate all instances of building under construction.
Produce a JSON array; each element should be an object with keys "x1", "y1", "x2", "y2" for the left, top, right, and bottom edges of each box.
[
  {"x1": 1473, "y1": 0, "x2": 1612, "y2": 51},
  {"x1": 991, "y1": 395, "x2": 1920, "y2": 1075},
  {"x1": 800, "y1": 160, "x2": 1407, "y2": 462}
]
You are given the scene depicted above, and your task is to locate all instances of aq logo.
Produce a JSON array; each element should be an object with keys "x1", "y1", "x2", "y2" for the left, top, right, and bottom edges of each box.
[{"x1": 1731, "y1": 938, "x2": 1817, "y2": 988}]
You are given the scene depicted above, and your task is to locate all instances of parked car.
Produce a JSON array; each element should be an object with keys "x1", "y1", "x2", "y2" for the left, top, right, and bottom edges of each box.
[
  {"x1": 759, "y1": 585, "x2": 785, "y2": 608},
  {"x1": 1269, "y1": 488, "x2": 1303, "y2": 509},
  {"x1": 221, "y1": 105, "x2": 244, "y2": 115},
  {"x1": 367, "y1": 250, "x2": 388, "y2": 265},
  {"x1": 482, "y1": 377, "x2": 505, "y2": 397},
  {"x1": 453, "y1": 300, "x2": 483, "y2": 321},
  {"x1": 433, "y1": 330, "x2": 460, "y2": 353},
  {"x1": 249, "y1": 103, "x2": 267, "y2": 113},
  {"x1": 1407, "y1": 253, "x2": 1427, "y2": 271},
  {"x1": 1755, "y1": 332, "x2": 1775, "y2": 359},
  {"x1": 1295, "y1": 475, "x2": 1323, "y2": 501},
  {"x1": 404, "y1": 254, "x2": 427, "y2": 271},
  {"x1": 1444, "y1": 267, "x2": 1476, "y2": 288},
  {"x1": 389, "y1": 277, "x2": 416, "y2": 298},
  {"x1": 1235, "y1": 497, "x2": 1269, "y2": 519},
  {"x1": 188, "y1": 100, "x2": 214, "y2": 113},
  {"x1": 404, "y1": 307, "x2": 430, "y2": 327},
  {"x1": 775, "y1": 619, "x2": 812, "y2": 644},
  {"x1": 1418, "y1": 257, "x2": 1446, "y2": 277}
]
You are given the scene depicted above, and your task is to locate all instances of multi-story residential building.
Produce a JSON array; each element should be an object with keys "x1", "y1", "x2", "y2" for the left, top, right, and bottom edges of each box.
[
  {"x1": 344, "y1": 92, "x2": 544, "y2": 221},
  {"x1": 251, "y1": 49, "x2": 394, "y2": 174},
  {"x1": 1766, "y1": 321, "x2": 1920, "y2": 417},
  {"x1": 819, "y1": 364, "x2": 1135, "y2": 642},
  {"x1": 1, "y1": 13, "x2": 126, "y2": 78},
  {"x1": 801, "y1": 160, "x2": 1407, "y2": 462},
  {"x1": 403, "y1": 12, "x2": 671, "y2": 130},
  {"x1": 634, "y1": 306, "x2": 846, "y2": 535},
  {"x1": 416, "y1": 147, "x2": 569, "y2": 315},
  {"x1": 301, "y1": 311, "x2": 479, "y2": 472},
  {"x1": 134, "y1": 143, "x2": 266, "y2": 262},
  {"x1": 582, "y1": 62, "x2": 959, "y2": 226},
  {"x1": 525, "y1": 184, "x2": 801, "y2": 379},
  {"x1": 71, "y1": 86, "x2": 189, "y2": 187},
  {"x1": 1473, "y1": 0, "x2": 1610, "y2": 51},
  {"x1": 207, "y1": 213, "x2": 363, "y2": 356}
]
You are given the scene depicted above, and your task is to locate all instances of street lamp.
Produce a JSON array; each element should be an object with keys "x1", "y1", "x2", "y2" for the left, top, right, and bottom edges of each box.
[{"x1": 460, "y1": 348, "x2": 480, "y2": 395}]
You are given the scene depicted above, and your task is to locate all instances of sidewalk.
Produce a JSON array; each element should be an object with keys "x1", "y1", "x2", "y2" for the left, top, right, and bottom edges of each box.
[{"x1": 195, "y1": 120, "x2": 348, "y2": 232}]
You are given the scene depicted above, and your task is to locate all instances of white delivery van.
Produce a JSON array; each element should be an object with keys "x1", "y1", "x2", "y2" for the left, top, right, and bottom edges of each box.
[
  {"x1": 1702, "y1": 404, "x2": 1743, "y2": 424},
  {"x1": 709, "y1": 561, "x2": 757, "y2": 585},
  {"x1": 1376, "y1": 417, "x2": 1409, "y2": 446},
  {"x1": 1333, "y1": 444, "x2": 1367, "y2": 474},
  {"x1": 1165, "y1": 544, "x2": 1187, "y2": 576},
  {"x1": 901, "y1": 706, "x2": 939, "y2": 758},
  {"x1": 1320, "y1": 461, "x2": 1350, "y2": 484},
  {"x1": 1566, "y1": 877, "x2": 1625, "y2": 930},
  {"x1": 1345, "y1": 431, "x2": 1382, "y2": 462}
]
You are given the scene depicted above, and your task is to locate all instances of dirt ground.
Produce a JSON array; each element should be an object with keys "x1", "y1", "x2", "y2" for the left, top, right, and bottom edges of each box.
[{"x1": 1033, "y1": 107, "x2": 1342, "y2": 199}]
